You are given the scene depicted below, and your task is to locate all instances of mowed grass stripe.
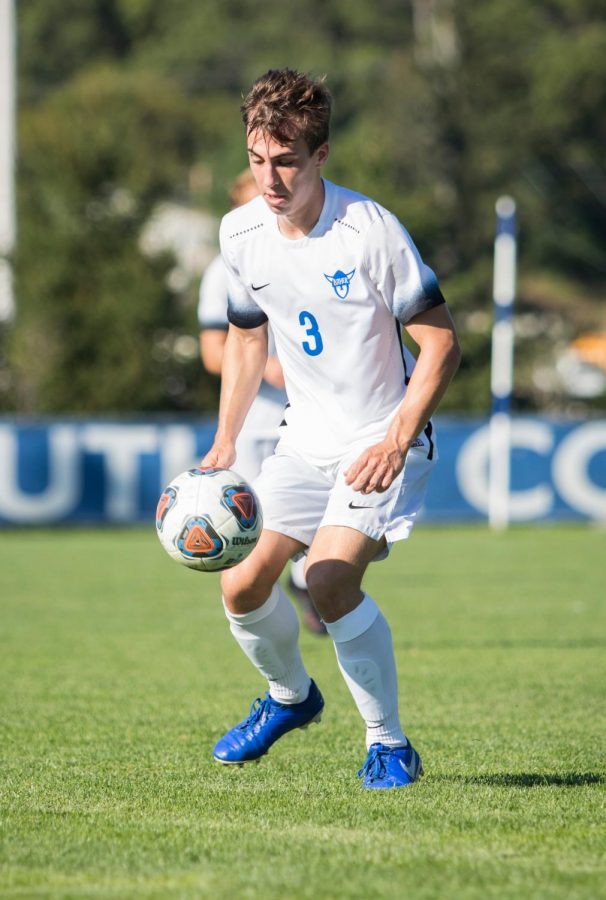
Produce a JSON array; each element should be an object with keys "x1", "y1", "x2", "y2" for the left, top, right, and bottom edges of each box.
[{"x1": 0, "y1": 526, "x2": 604, "y2": 898}]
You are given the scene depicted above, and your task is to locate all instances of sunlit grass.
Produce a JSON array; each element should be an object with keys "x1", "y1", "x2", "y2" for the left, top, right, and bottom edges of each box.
[{"x1": 1, "y1": 526, "x2": 604, "y2": 898}]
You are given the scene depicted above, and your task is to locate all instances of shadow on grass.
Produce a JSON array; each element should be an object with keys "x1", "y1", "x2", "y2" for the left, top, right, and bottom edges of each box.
[{"x1": 443, "y1": 772, "x2": 604, "y2": 787}]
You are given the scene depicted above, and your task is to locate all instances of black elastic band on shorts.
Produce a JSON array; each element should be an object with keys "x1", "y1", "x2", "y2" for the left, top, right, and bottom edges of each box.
[{"x1": 424, "y1": 421, "x2": 434, "y2": 461}]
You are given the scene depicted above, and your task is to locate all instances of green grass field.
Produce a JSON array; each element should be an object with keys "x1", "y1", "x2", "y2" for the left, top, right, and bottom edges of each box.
[{"x1": 1, "y1": 525, "x2": 604, "y2": 899}]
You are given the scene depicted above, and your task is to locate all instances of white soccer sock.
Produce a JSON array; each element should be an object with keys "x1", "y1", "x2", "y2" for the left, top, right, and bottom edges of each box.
[
  {"x1": 223, "y1": 583, "x2": 311, "y2": 705},
  {"x1": 324, "y1": 594, "x2": 408, "y2": 750}
]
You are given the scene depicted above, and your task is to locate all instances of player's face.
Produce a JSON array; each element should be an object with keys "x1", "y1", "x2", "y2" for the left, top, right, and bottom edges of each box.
[{"x1": 247, "y1": 130, "x2": 328, "y2": 223}]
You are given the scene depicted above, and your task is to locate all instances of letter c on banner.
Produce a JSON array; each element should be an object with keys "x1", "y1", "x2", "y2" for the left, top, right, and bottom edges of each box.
[
  {"x1": 456, "y1": 421, "x2": 554, "y2": 520},
  {"x1": 552, "y1": 422, "x2": 606, "y2": 520}
]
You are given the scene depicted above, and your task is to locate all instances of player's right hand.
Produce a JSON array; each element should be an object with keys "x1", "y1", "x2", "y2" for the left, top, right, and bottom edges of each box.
[{"x1": 200, "y1": 439, "x2": 236, "y2": 470}]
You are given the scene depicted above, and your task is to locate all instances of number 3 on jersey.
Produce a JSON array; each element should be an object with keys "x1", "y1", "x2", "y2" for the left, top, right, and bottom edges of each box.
[{"x1": 298, "y1": 310, "x2": 324, "y2": 356}]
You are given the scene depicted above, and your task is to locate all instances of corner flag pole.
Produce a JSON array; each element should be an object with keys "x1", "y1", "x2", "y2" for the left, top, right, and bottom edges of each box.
[
  {"x1": 488, "y1": 196, "x2": 517, "y2": 530},
  {"x1": 0, "y1": 0, "x2": 16, "y2": 323}
]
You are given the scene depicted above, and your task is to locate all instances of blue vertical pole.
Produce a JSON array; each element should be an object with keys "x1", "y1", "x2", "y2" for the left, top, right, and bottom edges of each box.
[{"x1": 489, "y1": 196, "x2": 517, "y2": 530}]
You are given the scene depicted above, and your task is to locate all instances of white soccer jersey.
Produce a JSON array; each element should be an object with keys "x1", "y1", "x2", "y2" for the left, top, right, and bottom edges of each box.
[
  {"x1": 197, "y1": 252, "x2": 287, "y2": 441},
  {"x1": 220, "y1": 179, "x2": 444, "y2": 465}
]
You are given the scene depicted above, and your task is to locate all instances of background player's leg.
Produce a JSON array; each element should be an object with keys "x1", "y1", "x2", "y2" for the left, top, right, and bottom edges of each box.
[
  {"x1": 305, "y1": 526, "x2": 407, "y2": 748},
  {"x1": 289, "y1": 556, "x2": 307, "y2": 591},
  {"x1": 288, "y1": 555, "x2": 326, "y2": 636}
]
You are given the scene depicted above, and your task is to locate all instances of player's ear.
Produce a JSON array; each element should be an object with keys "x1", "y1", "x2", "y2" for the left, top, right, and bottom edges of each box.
[{"x1": 315, "y1": 143, "x2": 329, "y2": 168}]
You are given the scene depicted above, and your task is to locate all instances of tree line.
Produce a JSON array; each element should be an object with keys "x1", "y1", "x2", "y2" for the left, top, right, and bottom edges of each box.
[{"x1": 3, "y1": 0, "x2": 605, "y2": 415}]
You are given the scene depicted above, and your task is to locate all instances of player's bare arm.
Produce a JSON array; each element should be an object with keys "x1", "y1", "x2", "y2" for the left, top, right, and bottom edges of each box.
[
  {"x1": 345, "y1": 305, "x2": 461, "y2": 494},
  {"x1": 201, "y1": 323, "x2": 268, "y2": 469}
]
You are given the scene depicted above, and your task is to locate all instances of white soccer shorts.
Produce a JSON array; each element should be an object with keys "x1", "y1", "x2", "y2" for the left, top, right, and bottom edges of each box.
[{"x1": 253, "y1": 440, "x2": 436, "y2": 559}]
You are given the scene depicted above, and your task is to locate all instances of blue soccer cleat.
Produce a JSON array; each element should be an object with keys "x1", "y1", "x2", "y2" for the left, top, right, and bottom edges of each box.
[
  {"x1": 358, "y1": 741, "x2": 423, "y2": 789},
  {"x1": 213, "y1": 679, "x2": 324, "y2": 765}
]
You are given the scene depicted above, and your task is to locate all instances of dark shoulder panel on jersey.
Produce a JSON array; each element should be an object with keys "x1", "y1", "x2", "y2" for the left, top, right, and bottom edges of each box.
[
  {"x1": 200, "y1": 320, "x2": 230, "y2": 332},
  {"x1": 221, "y1": 198, "x2": 270, "y2": 330},
  {"x1": 227, "y1": 301, "x2": 268, "y2": 329},
  {"x1": 395, "y1": 268, "x2": 446, "y2": 324}
]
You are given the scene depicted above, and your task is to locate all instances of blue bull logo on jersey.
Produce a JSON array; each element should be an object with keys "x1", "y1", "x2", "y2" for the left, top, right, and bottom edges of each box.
[{"x1": 324, "y1": 268, "x2": 356, "y2": 299}]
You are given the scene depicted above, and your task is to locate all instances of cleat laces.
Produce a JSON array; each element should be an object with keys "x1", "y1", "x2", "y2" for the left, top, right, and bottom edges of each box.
[
  {"x1": 358, "y1": 744, "x2": 391, "y2": 782},
  {"x1": 238, "y1": 694, "x2": 274, "y2": 732}
]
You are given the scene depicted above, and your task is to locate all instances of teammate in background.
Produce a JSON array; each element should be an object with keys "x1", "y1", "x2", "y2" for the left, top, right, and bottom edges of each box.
[
  {"x1": 202, "y1": 69, "x2": 461, "y2": 789},
  {"x1": 198, "y1": 169, "x2": 325, "y2": 636}
]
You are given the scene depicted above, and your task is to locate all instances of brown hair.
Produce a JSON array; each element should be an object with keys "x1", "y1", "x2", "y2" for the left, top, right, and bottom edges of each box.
[{"x1": 241, "y1": 69, "x2": 332, "y2": 154}]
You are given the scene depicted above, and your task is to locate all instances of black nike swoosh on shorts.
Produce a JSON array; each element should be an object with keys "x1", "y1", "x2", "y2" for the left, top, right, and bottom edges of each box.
[
  {"x1": 251, "y1": 283, "x2": 270, "y2": 291},
  {"x1": 348, "y1": 501, "x2": 372, "y2": 509}
]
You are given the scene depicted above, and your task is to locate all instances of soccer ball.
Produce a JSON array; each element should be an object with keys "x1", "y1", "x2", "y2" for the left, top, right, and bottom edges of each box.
[{"x1": 155, "y1": 467, "x2": 263, "y2": 572}]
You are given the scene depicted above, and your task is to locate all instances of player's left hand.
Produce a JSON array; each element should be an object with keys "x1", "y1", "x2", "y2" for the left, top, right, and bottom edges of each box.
[{"x1": 344, "y1": 441, "x2": 407, "y2": 494}]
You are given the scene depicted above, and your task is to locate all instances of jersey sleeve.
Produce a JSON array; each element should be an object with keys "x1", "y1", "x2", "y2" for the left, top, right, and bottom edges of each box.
[
  {"x1": 365, "y1": 213, "x2": 446, "y2": 325},
  {"x1": 219, "y1": 223, "x2": 268, "y2": 330},
  {"x1": 197, "y1": 254, "x2": 229, "y2": 330}
]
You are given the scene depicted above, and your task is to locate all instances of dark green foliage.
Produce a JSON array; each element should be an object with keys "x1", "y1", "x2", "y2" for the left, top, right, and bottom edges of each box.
[
  {"x1": 5, "y1": 1, "x2": 605, "y2": 413},
  {"x1": 10, "y1": 67, "x2": 217, "y2": 413}
]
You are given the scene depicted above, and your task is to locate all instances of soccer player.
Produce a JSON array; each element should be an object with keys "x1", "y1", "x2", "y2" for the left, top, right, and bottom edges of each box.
[
  {"x1": 198, "y1": 169, "x2": 324, "y2": 635},
  {"x1": 202, "y1": 68, "x2": 461, "y2": 789}
]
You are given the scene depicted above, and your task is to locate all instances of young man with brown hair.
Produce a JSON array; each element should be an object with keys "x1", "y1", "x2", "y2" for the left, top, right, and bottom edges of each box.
[
  {"x1": 197, "y1": 168, "x2": 324, "y2": 635},
  {"x1": 202, "y1": 68, "x2": 460, "y2": 789}
]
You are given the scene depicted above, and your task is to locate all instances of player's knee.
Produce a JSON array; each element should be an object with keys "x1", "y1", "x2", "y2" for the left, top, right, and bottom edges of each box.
[
  {"x1": 220, "y1": 566, "x2": 273, "y2": 614},
  {"x1": 305, "y1": 560, "x2": 362, "y2": 621}
]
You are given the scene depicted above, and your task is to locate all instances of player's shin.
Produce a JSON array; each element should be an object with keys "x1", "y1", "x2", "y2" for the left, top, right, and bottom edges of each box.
[
  {"x1": 223, "y1": 583, "x2": 311, "y2": 704},
  {"x1": 324, "y1": 594, "x2": 408, "y2": 749}
]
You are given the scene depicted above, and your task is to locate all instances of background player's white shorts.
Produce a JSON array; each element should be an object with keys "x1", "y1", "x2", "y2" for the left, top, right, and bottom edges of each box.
[
  {"x1": 253, "y1": 440, "x2": 436, "y2": 560},
  {"x1": 234, "y1": 433, "x2": 278, "y2": 484}
]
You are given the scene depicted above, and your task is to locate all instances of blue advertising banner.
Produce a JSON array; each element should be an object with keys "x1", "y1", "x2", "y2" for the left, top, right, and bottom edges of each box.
[
  {"x1": 0, "y1": 417, "x2": 604, "y2": 526},
  {"x1": 425, "y1": 416, "x2": 606, "y2": 522}
]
